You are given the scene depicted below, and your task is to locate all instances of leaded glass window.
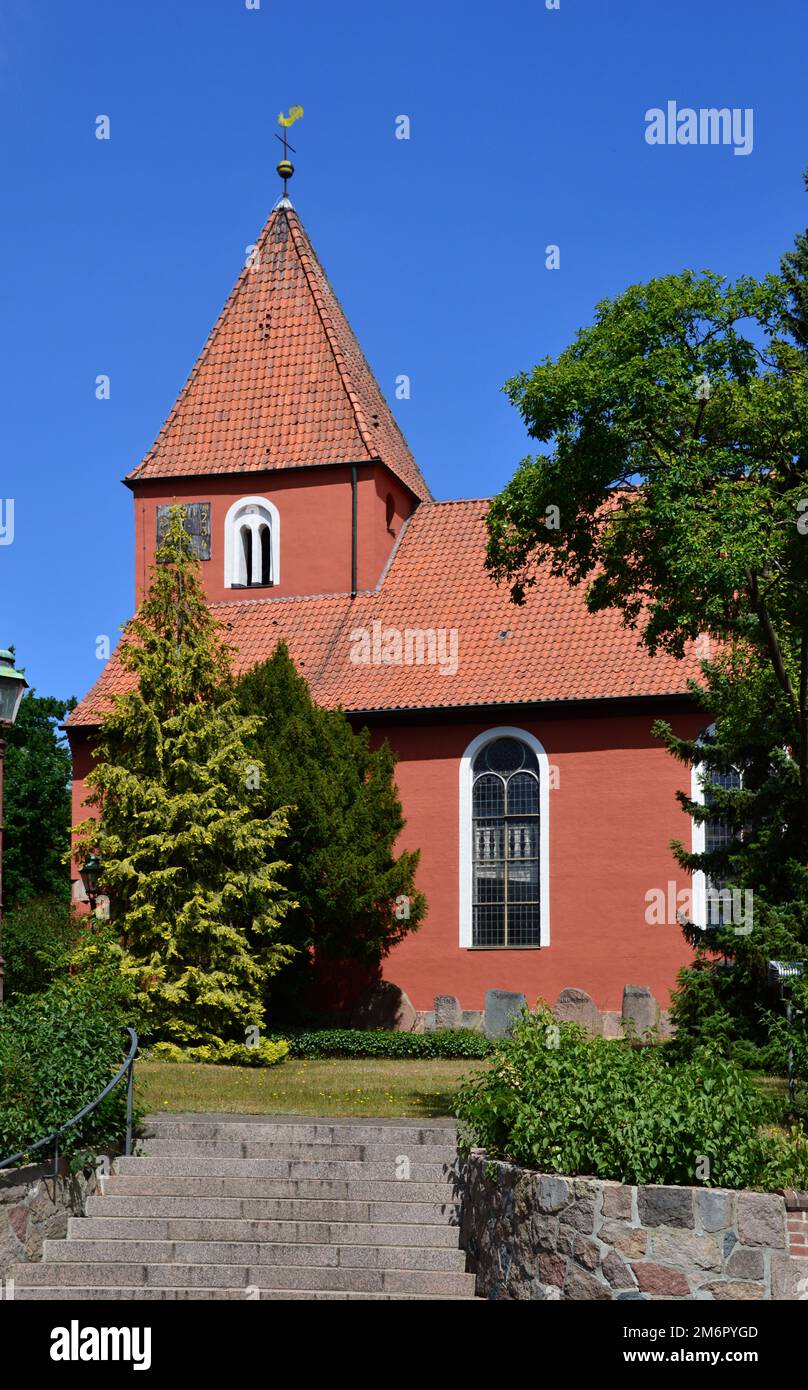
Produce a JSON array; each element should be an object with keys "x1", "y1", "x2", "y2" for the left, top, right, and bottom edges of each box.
[
  {"x1": 703, "y1": 767, "x2": 742, "y2": 926},
  {"x1": 472, "y1": 737, "x2": 540, "y2": 947}
]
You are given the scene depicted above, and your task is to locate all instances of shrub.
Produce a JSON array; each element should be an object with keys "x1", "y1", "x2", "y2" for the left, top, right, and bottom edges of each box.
[
  {"x1": 0, "y1": 981, "x2": 138, "y2": 1167},
  {"x1": 148, "y1": 1038, "x2": 288, "y2": 1067},
  {"x1": 274, "y1": 1028, "x2": 493, "y2": 1060},
  {"x1": 454, "y1": 1006, "x2": 808, "y2": 1190},
  {"x1": 1, "y1": 895, "x2": 79, "y2": 997}
]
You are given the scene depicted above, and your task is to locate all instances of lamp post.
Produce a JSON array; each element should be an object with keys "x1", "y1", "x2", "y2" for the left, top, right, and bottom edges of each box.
[
  {"x1": 0, "y1": 648, "x2": 28, "y2": 1006},
  {"x1": 79, "y1": 854, "x2": 102, "y2": 912}
]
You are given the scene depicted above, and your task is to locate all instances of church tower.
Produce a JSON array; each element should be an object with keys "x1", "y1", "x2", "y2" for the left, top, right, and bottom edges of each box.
[{"x1": 126, "y1": 194, "x2": 431, "y2": 607}]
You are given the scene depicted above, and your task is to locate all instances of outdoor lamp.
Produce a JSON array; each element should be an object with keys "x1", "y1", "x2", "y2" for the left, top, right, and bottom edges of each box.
[
  {"x1": 0, "y1": 647, "x2": 27, "y2": 1007},
  {"x1": 0, "y1": 650, "x2": 26, "y2": 725},
  {"x1": 80, "y1": 854, "x2": 102, "y2": 911}
]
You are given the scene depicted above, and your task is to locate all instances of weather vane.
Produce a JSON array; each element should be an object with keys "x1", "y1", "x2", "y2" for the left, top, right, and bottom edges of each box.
[{"x1": 276, "y1": 106, "x2": 304, "y2": 197}]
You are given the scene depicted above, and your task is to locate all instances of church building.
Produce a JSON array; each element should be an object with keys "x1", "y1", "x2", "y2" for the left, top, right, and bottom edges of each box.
[{"x1": 68, "y1": 188, "x2": 711, "y2": 1021}]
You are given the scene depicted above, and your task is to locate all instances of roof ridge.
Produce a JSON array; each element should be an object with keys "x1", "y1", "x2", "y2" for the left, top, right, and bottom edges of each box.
[
  {"x1": 284, "y1": 209, "x2": 375, "y2": 462},
  {"x1": 283, "y1": 206, "x2": 431, "y2": 500}
]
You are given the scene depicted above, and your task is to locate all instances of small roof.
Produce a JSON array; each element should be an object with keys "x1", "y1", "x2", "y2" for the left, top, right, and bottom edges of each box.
[
  {"x1": 127, "y1": 201, "x2": 431, "y2": 502},
  {"x1": 69, "y1": 501, "x2": 703, "y2": 727}
]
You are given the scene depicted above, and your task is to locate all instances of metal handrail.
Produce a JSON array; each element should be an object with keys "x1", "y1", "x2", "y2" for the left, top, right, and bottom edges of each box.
[{"x1": 0, "y1": 1026, "x2": 138, "y2": 1175}]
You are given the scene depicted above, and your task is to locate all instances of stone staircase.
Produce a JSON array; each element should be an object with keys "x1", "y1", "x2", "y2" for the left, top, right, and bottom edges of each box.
[{"x1": 14, "y1": 1115, "x2": 477, "y2": 1300}]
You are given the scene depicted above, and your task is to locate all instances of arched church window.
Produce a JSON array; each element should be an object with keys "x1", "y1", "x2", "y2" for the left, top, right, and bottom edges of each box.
[
  {"x1": 224, "y1": 497, "x2": 280, "y2": 589},
  {"x1": 471, "y1": 735, "x2": 541, "y2": 947}
]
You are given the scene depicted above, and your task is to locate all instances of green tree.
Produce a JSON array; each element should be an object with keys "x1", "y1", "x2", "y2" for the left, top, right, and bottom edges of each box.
[
  {"x1": 487, "y1": 269, "x2": 808, "y2": 844},
  {"x1": 76, "y1": 508, "x2": 293, "y2": 1046},
  {"x1": 3, "y1": 690, "x2": 74, "y2": 909},
  {"x1": 486, "y1": 192, "x2": 808, "y2": 1042},
  {"x1": 236, "y1": 642, "x2": 424, "y2": 1009},
  {"x1": 655, "y1": 647, "x2": 808, "y2": 1052}
]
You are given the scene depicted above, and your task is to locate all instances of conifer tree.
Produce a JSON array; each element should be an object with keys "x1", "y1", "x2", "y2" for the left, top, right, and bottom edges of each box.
[
  {"x1": 654, "y1": 647, "x2": 808, "y2": 1050},
  {"x1": 76, "y1": 508, "x2": 293, "y2": 1046},
  {"x1": 236, "y1": 642, "x2": 424, "y2": 1008},
  {"x1": 3, "y1": 690, "x2": 74, "y2": 908}
]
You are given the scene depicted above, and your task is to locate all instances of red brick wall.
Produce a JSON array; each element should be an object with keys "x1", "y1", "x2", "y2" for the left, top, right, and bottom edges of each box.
[
  {"x1": 785, "y1": 1192, "x2": 808, "y2": 1258},
  {"x1": 130, "y1": 463, "x2": 415, "y2": 607},
  {"x1": 369, "y1": 706, "x2": 707, "y2": 1013}
]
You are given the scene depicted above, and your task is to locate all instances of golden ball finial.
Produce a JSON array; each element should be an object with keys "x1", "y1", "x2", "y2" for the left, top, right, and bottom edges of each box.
[{"x1": 277, "y1": 158, "x2": 294, "y2": 181}]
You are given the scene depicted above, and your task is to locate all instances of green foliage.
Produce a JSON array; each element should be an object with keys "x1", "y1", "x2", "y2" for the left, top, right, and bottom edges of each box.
[
  {"x1": 0, "y1": 896, "x2": 79, "y2": 997},
  {"x1": 274, "y1": 1028, "x2": 493, "y2": 1059},
  {"x1": 3, "y1": 690, "x2": 75, "y2": 909},
  {"x1": 0, "y1": 979, "x2": 138, "y2": 1166},
  {"x1": 454, "y1": 1008, "x2": 808, "y2": 1190},
  {"x1": 76, "y1": 507, "x2": 294, "y2": 1047},
  {"x1": 148, "y1": 1038, "x2": 288, "y2": 1067},
  {"x1": 236, "y1": 642, "x2": 424, "y2": 1007},
  {"x1": 761, "y1": 975, "x2": 808, "y2": 1119},
  {"x1": 486, "y1": 263, "x2": 808, "y2": 855}
]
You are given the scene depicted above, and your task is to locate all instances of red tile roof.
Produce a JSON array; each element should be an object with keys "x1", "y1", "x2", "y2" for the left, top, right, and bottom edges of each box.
[
  {"x1": 127, "y1": 200, "x2": 430, "y2": 503},
  {"x1": 69, "y1": 501, "x2": 703, "y2": 727}
]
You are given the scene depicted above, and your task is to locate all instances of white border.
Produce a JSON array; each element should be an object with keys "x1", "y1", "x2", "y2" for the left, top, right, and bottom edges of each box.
[
  {"x1": 690, "y1": 759, "x2": 708, "y2": 930},
  {"x1": 223, "y1": 496, "x2": 281, "y2": 589},
  {"x1": 459, "y1": 726, "x2": 550, "y2": 949}
]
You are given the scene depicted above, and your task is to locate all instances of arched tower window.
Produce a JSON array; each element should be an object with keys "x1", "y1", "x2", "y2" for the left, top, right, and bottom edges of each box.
[
  {"x1": 459, "y1": 728, "x2": 550, "y2": 948},
  {"x1": 224, "y1": 497, "x2": 280, "y2": 590}
]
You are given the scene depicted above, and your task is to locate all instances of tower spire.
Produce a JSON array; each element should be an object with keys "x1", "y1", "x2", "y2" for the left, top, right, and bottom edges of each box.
[{"x1": 276, "y1": 105, "x2": 304, "y2": 199}]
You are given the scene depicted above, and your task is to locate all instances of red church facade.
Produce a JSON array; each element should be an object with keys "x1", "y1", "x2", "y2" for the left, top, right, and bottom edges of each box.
[{"x1": 68, "y1": 196, "x2": 710, "y2": 1017}]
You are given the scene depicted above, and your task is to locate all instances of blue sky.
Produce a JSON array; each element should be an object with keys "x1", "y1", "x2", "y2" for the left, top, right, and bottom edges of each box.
[{"x1": 1, "y1": 0, "x2": 806, "y2": 702}]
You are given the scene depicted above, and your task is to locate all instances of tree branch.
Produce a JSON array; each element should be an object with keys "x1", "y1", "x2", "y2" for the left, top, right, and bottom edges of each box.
[{"x1": 745, "y1": 566, "x2": 801, "y2": 732}]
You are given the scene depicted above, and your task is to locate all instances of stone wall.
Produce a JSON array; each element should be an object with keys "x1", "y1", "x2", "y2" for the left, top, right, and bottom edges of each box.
[
  {"x1": 0, "y1": 1161, "x2": 101, "y2": 1286},
  {"x1": 460, "y1": 1153, "x2": 808, "y2": 1300}
]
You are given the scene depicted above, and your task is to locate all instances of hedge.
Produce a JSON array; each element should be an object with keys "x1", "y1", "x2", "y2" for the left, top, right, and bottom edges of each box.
[{"x1": 273, "y1": 1028, "x2": 494, "y2": 1060}]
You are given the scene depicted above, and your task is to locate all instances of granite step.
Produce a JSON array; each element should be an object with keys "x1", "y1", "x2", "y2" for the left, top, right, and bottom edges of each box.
[
  {"x1": 17, "y1": 1286, "x2": 474, "y2": 1301},
  {"x1": 69, "y1": 1216, "x2": 461, "y2": 1247},
  {"x1": 137, "y1": 1140, "x2": 458, "y2": 1163},
  {"x1": 112, "y1": 1156, "x2": 457, "y2": 1181},
  {"x1": 100, "y1": 1175, "x2": 458, "y2": 1202},
  {"x1": 41, "y1": 1237, "x2": 468, "y2": 1271},
  {"x1": 15, "y1": 1261, "x2": 476, "y2": 1295},
  {"x1": 140, "y1": 1119, "x2": 457, "y2": 1147},
  {"x1": 85, "y1": 1195, "x2": 460, "y2": 1224}
]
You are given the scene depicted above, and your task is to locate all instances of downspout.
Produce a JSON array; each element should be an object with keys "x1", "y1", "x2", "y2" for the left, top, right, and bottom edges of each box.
[{"x1": 351, "y1": 464, "x2": 358, "y2": 598}]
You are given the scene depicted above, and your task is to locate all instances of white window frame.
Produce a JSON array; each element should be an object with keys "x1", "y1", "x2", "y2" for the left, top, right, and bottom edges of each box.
[
  {"x1": 223, "y1": 496, "x2": 280, "y2": 589},
  {"x1": 459, "y1": 727, "x2": 550, "y2": 949},
  {"x1": 690, "y1": 727, "x2": 741, "y2": 930},
  {"x1": 690, "y1": 759, "x2": 709, "y2": 930}
]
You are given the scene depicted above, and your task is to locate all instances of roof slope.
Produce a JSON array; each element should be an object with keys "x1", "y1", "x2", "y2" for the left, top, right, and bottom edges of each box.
[
  {"x1": 70, "y1": 501, "x2": 704, "y2": 726},
  {"x1": 128, "y1": 200, "x2": 430, "y2": 501}
]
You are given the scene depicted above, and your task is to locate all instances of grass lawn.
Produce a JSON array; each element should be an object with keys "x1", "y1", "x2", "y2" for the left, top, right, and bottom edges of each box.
[{"x1": 136, "y1": 1058, "x2": 484, "y2": 1118}]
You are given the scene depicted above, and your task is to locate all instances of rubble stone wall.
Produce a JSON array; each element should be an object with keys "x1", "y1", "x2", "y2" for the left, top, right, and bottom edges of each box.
[{"x1": 460, "y1": 1153, "x2": 808, "y2": 1300}]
